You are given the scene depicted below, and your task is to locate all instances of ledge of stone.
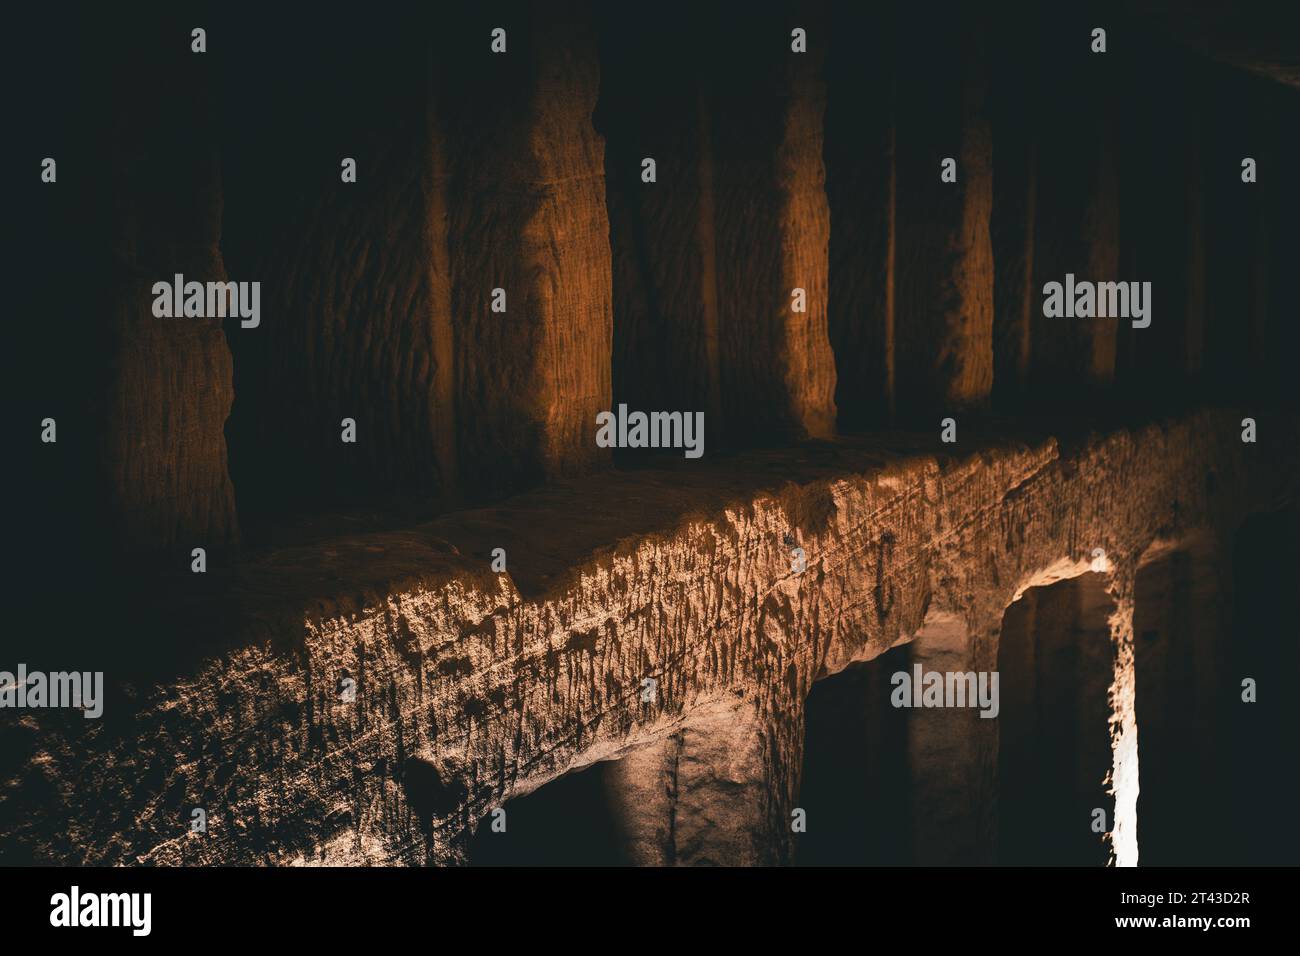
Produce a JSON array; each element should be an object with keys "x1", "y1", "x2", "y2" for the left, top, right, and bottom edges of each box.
[{"x1": 1, "y1": 409, "x2": 1293, "y2": 865}]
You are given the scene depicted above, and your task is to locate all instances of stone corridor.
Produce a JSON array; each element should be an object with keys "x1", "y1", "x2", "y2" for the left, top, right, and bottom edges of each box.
[{"x1": 9, "y1": 1, "x2": 1299, "y2": 867}]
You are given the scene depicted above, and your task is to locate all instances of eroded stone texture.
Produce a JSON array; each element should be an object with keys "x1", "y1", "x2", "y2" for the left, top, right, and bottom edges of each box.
[
  {"x1": 988, "y1": 6, "x2": 1125, "y2": 403},
  {"x1": 906, "y1": 611, "x2": 997, "y2": 865},
  {"x1": 710, "y1": 10, "x2": 837, "y2": 441},
  {"x1": 222, "y1": 5, "x2": 611, "y2": 516},
  {"x1": 825, "y1": 3, "x2": 897, "y2": 427},
  {"x1": 220, "y1": 15, "x2": 455, "y2": 517},
  {"x1": 87, "y1": 15, "x2": 239, "y2": 555},
  {"x1": 445, "y1": 8, "x2": 613, "y2": 497},
  {"x1": 673, "y1": 696, "x2": 803, "y2": 866},
  {"x1": 603, "y1": 696, "x2": 803, "y2": 866},
  {"x1": 1, "y1": 411, "x2": 1294, "y2": 865},
  {"x1": 599, "y1": 739, "x2": 677, "y2": 865},
  {"x1": 893, "y1": 10, "x2": 994, "y2": 417},
  {"x1": 598, "y1": 16, "x2": 722, "y2": 426},
  {"x1": 601, "y1": 6, "x2": 837, "y2": 444},
  {"x1": 828, "y1": 7, "x2": 996, "y2": 423}
]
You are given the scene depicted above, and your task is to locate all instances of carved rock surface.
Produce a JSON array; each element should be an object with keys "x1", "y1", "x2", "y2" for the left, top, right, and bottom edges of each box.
[
  {"x1": 2, "y1": 411, "x2": 1292, "y2": 865},
  {"x1": 222, "y1": 6, "x2": 612, "y2": 516},
  {"x1": 91, "y1": 13, "x2": 239, "y2": 555}
]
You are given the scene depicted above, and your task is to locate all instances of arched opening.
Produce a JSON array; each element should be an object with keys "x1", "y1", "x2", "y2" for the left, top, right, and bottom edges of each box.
[
  {"x1": 467, "y1": 762, "x2": 631, "y2": 867},
  {"x1": 795, "y1": 644, "x2": 911, "y2": 866},
  {"x1": 997, "y1": 572, "x2": 1114, "y2": 865},
  {"x1": 796, "y1": 608, "x2": 999, "y2": 866}
]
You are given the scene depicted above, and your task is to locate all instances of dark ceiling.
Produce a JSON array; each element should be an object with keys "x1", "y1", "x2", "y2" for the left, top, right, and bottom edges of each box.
[{"x1": 1132, "y1": 0, "x2": 1300, "y2": 88}]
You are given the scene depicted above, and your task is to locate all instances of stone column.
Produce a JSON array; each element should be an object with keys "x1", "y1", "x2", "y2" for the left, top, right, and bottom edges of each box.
[
  {"x1": 598, "y1": 15, "x2": 722, "y2": 427},
  {"x1": 709, "y1": 7, "x2": 838, "y2": 441},
  {"x1": 601, "y1": 696, "x2": 804, "y2": 866},
  {"x1": 82, "y1": 10, "x2": 240, "y2": 557},
  {"x1": 223, "y1": 5, "x2": 613, "y2": 512},
  {"x1": 444, "y1": 8, "x2": 613, "y2": 496},
  {"x1": 905, "y1": 610, "x2": 999, "y2": 864},
  {"x1": 602, "y1": 4, "x2": 837, "y2": 443},
  {"x1": 892, "y1": 8, "x2": 994, "y2": 418},
  {"x1": 599, "y1": 741, "x2": 676, "y2": 866},
  {"x1": 221, "y1": 10, "x2": 460, "y2": 515}
]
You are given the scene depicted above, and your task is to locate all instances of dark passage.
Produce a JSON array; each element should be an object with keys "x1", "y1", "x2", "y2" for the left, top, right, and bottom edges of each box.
[
  {"x1": 998, "y1": 573, "x2": 1114, "y2": 865},
  {"x1": 795, "y1": 645, "x2": 911, "y2": 866},
  {"x1": 468, "y1": 762, "x2": 629, "y2": 867},
  {"x1": 1222, "y1": 509, "x2": 1300, "y2": 865},
  {"x1": 1133, "y1": 538, "x2": 1227, "y2": 865}
]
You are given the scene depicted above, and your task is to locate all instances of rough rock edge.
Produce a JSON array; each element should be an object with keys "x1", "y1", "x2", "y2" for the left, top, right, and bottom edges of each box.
[{"x1": 2, "y1": 410, "x2": 1292, "y2": 865}]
